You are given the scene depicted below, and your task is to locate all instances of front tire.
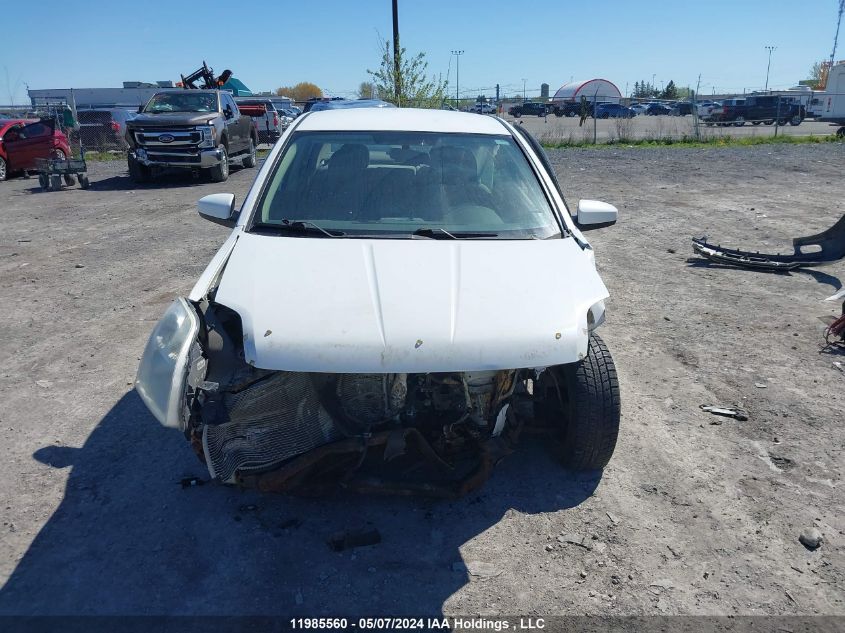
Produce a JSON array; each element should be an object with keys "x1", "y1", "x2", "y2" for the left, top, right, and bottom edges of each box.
[
  {"x1": 128, "y1": 156, "x2": 150, "y2": 183},
  {"x1": 0, "y1": 156, "x2": 6, "y2": 181},
  {"x1": 242, "y1": 137, "x2": 257, "y2": 168},
  {"x1": 208, "y1": 144, "x2": 229, "y2": 182},
  {"x1": 537, "y1": 334, "x2": 621, "y2": 470}
]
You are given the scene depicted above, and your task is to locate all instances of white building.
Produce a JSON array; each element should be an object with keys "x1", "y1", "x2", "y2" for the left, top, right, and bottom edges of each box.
[{"x1": 552, "y1": 79, "x2": 622, "y2": 103}]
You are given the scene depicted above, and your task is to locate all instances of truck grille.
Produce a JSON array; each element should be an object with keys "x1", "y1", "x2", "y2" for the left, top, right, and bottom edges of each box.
[{"x1": 133, "y1": 127, "x2": 201, "y2": 147}]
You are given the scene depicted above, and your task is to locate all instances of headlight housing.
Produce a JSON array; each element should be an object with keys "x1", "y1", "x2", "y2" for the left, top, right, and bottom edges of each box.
[
  {"x1": 135, "y1": 298, "x2": 199, "y2": 428},
  {"x1": 198, "y1": 125, "x2": 216, "y2": 148}
]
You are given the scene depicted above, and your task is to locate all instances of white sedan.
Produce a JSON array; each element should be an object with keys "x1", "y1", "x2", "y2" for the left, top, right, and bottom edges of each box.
[{"x1": 136, "y1": 108, "x2": 621, "y2": 496}]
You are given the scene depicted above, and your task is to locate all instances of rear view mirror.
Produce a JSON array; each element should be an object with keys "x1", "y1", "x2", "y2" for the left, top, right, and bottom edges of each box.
[
  {"x1": 198, "y1": 193, "x2": 237, "y2": 228},
  {"x1": 575, "y1": 200, "x2": 618, "y2": 230}
]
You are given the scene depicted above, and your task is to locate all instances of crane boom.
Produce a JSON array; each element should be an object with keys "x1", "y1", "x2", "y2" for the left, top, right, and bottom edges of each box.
[{"x1": 832, "y1": 0, "x2": 845, "y2": 66}]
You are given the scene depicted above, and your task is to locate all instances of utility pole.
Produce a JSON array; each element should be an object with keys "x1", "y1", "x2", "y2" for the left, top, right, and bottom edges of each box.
[
  {"x1": 764, "y1": 45, "x2": 776, "y2": 91},
  {"x1": 451, "y1": 50, "x2": 463, "y2": 108},
  {"x1": 392, "y1": 0, "x2": 401, "y2": 104},
  {"x1": 522, "y1": 78, "x2": 526, "y2": 102}
]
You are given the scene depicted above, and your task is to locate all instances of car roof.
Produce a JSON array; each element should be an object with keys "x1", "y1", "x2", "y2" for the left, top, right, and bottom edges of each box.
[{"x1": 296, "y1": 107, "x2": 511, "y2": 135}]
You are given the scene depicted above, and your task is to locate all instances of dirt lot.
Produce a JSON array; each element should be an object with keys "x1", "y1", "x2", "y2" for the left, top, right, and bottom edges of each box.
[{"x1": 0, "y1": 142, "x2": 842, "y2": 618}]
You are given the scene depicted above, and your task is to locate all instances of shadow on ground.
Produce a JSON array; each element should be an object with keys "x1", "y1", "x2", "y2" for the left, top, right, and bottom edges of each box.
[
  {"x1": 0, "y1": 391, "x2": 598, "y2": 615},
  {"x1": 686, "y1": 258, "x2": 843, "y2": 291}
]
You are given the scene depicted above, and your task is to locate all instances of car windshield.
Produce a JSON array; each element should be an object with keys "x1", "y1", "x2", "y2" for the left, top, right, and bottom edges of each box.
[
  {"x1": 253, "y1": 131, "x2": 561, "y2": 239},
  {"x1": 144, "y1": 92, "x2": 217, "y2": 113}
]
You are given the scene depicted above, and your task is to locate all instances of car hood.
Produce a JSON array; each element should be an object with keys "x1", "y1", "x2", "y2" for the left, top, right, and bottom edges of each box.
[
  {"x1": 128, "y1": 112, "x2": 218, "y2": 127},
  {"x1": 213, "y1": 232, "x2": 609, "y2": 373}
]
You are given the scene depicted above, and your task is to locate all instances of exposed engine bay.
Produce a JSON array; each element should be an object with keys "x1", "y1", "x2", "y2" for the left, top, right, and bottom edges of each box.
[{"x1": 183, "y1": 300, "x2": 534, "y2": 497}]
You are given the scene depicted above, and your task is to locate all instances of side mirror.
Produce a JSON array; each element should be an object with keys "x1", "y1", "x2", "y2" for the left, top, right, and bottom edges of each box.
[
  {"x1": 198, "y1": 193, "x2": 237, "y2": 228},
  {"x1": 137, "y1": 105, "x2": 144, "y2": 114},
  {"x1": 223, "y1": 105, "x2": 233, "y2": 119},
  {"x1": 574, "y1": 200, "x2": 618, "y2": 230}
]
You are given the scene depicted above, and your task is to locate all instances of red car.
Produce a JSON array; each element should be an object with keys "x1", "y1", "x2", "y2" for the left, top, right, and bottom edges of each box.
[{"x1": 0, "y1": 118, "x2": 72, "y2": 181}]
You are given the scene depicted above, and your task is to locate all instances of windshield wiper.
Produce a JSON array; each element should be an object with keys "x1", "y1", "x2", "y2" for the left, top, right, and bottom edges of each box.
[
  {"x1": 412, "y1": 227, "x2": 498, "y2": 240},
  {"x1": 253, "y1": 220, "x2": 344, "y2": 238}
]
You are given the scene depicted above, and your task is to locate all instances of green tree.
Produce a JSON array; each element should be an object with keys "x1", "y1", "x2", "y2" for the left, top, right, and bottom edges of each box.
[
  {"x1": 367, "y1": 38, "x2": 447, "y2": 108},
  {"x1": 357, "y1": 81, "x2": 376, "y2": 99},
  {"x1": 275, "y1": 82, "x2": 322, "y2": 101},
  {"x1": 660, "y1": 80, "x2": 678, "y2": 100}
]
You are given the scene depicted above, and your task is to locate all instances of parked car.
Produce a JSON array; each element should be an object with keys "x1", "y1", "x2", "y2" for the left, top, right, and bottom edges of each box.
[
  {"x1": 125, "y1": 90, "x2": 258, "y2": 183},
  {"x1": 696, "y1": 101, "x2": 720, "y2": 121},
  {"x1": 135, "y1": 108, "x2": 622, "y2": 496},
  {"x1": 308, "y1": 99, "x2": 395, "y2": 112},
  {"x1": 716, "y1": 95, "x2": 805, "y2": 127},
  {"x1": 595, "y1": 103, "x2": 635, "y2": 118},
  {"x1": 77, "y1": 108, "x2": 137, "y2": 149},
  {"x1": 471, "y1": 102, "x2": 496, "y2": 114},
  {"x1": 669, "y1": 102, "x2": 694, "y2": 116},
  {"x1": 236, "y1": 98, "x2": 283, "y2": 144},
  {"x1": 508, "y1": 102, "x2": 548, "y2": 117},
  {"x1": 628, "y1": 103, "x2": 648, "y2": 115},
  {"x1": 645, "y1": 103, "x2": 672, "y2": 115},
  {"x1": 0, "y1": 117, "x2": 71, "y2": 181}
]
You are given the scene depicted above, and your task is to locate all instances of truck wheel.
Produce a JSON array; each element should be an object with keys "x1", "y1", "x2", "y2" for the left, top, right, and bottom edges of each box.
[
  {"x1": 536, "y1": 334, "x2": 621, "y2": 471},
  {"x1": 751, "y1": 120, "x2": 761, "y2": 125},
  {"x1": 64, "y1": 174, "x2": 76, "y2": 186},
  {"x1": 50, "y1": 175, "x2": 62, "y2": 190},
  {"x1": 734, "y1": 116, "x2": 745, "y2": 127},
  {"x1": 566, "y1": 111, "x2": 576, "y2": 117},
  {"x1": 242, "y1": 138, "x2": 257, "y2": 168},
  {"x1": 79, "y1": 174, "x2": 90, "y2": 189},
  {"x1": 208, "y1": 144, "x2": 229, "y2": 182},
  {"x1": 128, "y1": 156, "x2": 150, "y2": 183},
  {"x1": 764, "y1": 120, "x2": 774, "y2": 125},
  {"x1": 0, "y1": 157, "x2": 6, "y2": 181},
  {"x1": 554, "y1": 111, "x2": 563, "y2": 117},
  {"x1": 38, "y1": 174, "x2": 48, "y2": 190},
  {"x1": 789, "y1": 116, "x2": 801, "y2": 126}
]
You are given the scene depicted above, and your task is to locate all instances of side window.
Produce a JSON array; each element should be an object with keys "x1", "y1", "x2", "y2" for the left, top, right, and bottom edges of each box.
[{"x1": 227, "y1": 95, "x2": 240, "y2": 116}]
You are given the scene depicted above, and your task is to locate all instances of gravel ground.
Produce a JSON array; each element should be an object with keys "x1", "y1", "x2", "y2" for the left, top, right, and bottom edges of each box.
[{"x1": 0, "y1": 142, "x2": 843, "y2": 617}]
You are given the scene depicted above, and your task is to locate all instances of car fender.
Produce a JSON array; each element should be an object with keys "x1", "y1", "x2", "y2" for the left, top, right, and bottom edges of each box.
[{"x1": 188, "y1": 230, "x2": 241, "y2": 301}]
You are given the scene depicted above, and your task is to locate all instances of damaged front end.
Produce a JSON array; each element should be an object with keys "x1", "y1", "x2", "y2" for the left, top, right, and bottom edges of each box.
[{"x1": 137, "y1": 299, "x2": 527, "y2": 498}]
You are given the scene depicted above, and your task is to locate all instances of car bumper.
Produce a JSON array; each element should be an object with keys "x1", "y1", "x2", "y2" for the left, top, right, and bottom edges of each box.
[{"x1": 131, "y1": 147, "x2": 223, "y2": 169}]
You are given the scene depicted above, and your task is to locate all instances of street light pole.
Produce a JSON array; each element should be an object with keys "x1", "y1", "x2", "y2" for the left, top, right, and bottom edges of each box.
[
  {"x1": 522, "y1": 78, "x2": 526, "y2": 102},
  {"x1": 651, "y1": 73, "x2": 656, "y2": 96},
  {"x1": 451, "y1": 50, "x2": 464, "y2": 108},
  {"x1": 764, "y1": 45, "x2": 776, "y2": 91}
]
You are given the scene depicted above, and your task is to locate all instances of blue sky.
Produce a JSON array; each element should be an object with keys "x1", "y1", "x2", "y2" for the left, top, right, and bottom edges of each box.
[{"x1": 2, "y1": 0, "x2": 839, "y2": 103}]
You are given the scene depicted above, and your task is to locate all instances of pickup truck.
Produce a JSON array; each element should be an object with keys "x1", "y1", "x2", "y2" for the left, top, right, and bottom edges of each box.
[
  {"x1": 125, "y1": 90, "x2": 258, "y2": 182},
  {"x1": 552, "y1": 101, "x2": 597, "y2": 118},
  {"x1": 508, "y1": 102, "x2": 549, "y2": 117},
  {"x1": 713, "y1": 95, "x2": 805, "y2": 127}
]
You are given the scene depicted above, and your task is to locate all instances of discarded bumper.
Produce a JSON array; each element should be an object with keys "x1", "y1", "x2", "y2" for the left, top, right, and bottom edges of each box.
[{"x1": 692, "y1": 214, "x2": 845, "y2": 271}]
